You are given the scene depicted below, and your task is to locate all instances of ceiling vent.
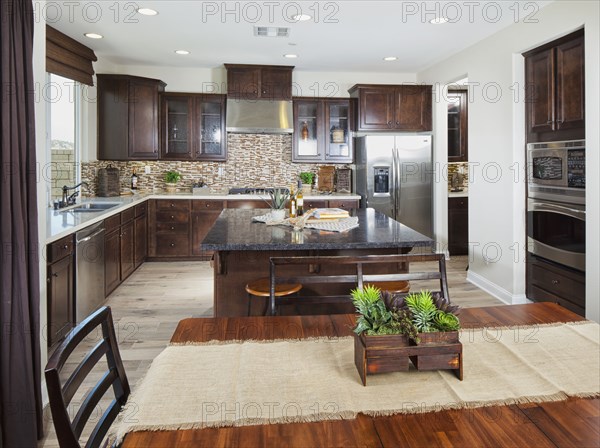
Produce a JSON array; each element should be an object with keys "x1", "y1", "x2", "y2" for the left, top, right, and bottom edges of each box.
[{"x1": 253, "y1": 26, "x2": 290, "y2": 38}]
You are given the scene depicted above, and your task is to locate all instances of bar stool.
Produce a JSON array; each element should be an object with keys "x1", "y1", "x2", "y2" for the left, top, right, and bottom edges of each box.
[
  {"x1": 246, "y1": 278, "x2": 303, "y2": 316},
  {"x1": 365, "y1": 280, "x2": 410, "y2": 294}
]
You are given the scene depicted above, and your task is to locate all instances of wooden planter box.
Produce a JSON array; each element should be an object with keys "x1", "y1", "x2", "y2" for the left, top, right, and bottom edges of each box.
[{"x1": 354, "y1": 331, "x2": 463, "y2": 386}]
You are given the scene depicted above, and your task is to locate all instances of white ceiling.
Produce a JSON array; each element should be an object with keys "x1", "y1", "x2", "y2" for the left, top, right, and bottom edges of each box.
[{"x1": 49, "y1": 1, "x2": 551, "y2": 72}]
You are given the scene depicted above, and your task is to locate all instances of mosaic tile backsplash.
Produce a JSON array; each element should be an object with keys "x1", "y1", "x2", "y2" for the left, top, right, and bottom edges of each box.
[
  {"x1": 447, "y1": 162, "x2": 469, "y2": 191},
  {"x1": 81, "y1": 134, "x2": 349, "y2": 196}
]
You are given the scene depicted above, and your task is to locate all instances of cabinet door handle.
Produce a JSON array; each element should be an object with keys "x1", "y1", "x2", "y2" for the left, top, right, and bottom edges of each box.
[
  {"x1": 170, "y1": 226, "x2": 175, "y2": 230},
  {"x1": 170, "y1": 243, "x2": 175, "y2": 247},
  {"x1": 170, "y1": 215, "x2": 175, "y2": 219},
  {"x1": 63, "y1": 245, "x2": 69, "y2": 250},
  {"x1": 552, "y1": 279, "x2": 559, "y2": 285},
  {"x1": 387, "y1": 121, "x2": 393, "y2": 126},
  {"x1": 170, "y1": 203, "x2": 175, "y2": 207},
  {"x1": 205, "y1": 203, "x2": 210, "y2": 207}
]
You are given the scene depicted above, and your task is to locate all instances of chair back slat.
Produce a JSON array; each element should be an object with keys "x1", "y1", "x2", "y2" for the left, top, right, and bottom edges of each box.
[
  {"x1": 84, "y1": 399, "x2": 121, "y2": 448},
  {"x1": 62, "y1": 339, "x2": 109, "y2": 406},
  {"x1": 45, "y1": 306, "x2": 129, "y2": 448},
  {"x1": 72, "y1": 369, "x2": 118, "y2": 438}
]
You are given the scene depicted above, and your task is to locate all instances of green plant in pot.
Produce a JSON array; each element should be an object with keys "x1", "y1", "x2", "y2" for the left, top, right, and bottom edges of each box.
[
  {"x1": 299, "y1": 172, "x2": 314, "y2": 194},
  {"x1": 164, "y1": 170, "x2": 181, "y2": 192},
  {"x1": 267, "y1": 188, "x2": 289, "y2": 221},
  {"x1": 351, "y1": 286, "x2": 460, "y2": 342}
]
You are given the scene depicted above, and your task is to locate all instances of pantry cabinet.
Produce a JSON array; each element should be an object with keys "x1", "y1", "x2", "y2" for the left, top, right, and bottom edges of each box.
[{"x1": 524, "y1": 29, "x2": 585, "y2": 142}]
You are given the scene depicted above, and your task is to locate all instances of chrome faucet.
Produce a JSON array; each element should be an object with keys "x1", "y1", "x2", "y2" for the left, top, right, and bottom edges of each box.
[{"x1": 61, "y1": 182, "x2": 90, "y2": 207}]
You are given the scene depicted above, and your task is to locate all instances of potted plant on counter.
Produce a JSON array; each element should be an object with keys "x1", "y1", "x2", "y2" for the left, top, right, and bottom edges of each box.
[
  {"x1": 268, "y1": 188, "x2": 289, "y2": 221},
  {"x1": 299, "y1": 172, "x2": 314, "y2": 194},
  {"x1": 164, "y1": 170, "x2": 181, "y2": 192},
  {"x1": 351, "y1": 285, "x2": 463, "y2": 385}
]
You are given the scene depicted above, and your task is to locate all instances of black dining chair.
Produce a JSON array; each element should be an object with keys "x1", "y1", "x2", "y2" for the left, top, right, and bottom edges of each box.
[{"x1": 45, "y1": 306, "x2": 130, "y2": 448}]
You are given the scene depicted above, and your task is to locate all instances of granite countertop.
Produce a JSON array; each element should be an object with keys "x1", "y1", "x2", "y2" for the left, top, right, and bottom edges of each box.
[
  {"x1": 201, "y1": 208, "x2": 433, "y2": 251},
  {"x1": 46, "y1": 192, "x2": 361, "y2": 244}
]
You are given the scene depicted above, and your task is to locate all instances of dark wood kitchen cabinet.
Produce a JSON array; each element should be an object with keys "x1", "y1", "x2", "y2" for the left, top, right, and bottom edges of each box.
[
  {"x1": 134, "y1": 203, "x2": 147, "y2": 269},
  {"x1": 104, "y1": 214, "x2": 121, "y2": 296},
  {"x1": 448, "y1": 197, "x2": 468, "y2": 255},
  {"x1": 447, "y1": 90, "x2": 468, "y2": 162},
  {"x1": 47, "y1": 235, "x2": 75, "y2": 348},
  {"x1": 161, "y1": 93, "x2": 227, "y2": 161},
  {"x1": 292, "y1": 98, "x2": 352, "y2": 163},
  {"x1": 97, "y1": 74, "x2": 166, "y2": 160},
  {"x1": 104, "y1": 209, "x2": 137, "y2": 296},
  {"x1": 526, "y1": 253, "x2": 585, "y2": 317},
  {"x1": 192, "y1": 200, "x2": 225, "y2": 259},
  {"x1": 148, "y1": 200, "x2": 192, "y2": 258},
  {"x1": 524, "y1": 29, "x2": 585, "y2": 143},
  {"x1": 120, "y1": 208, "x2": 135, "y2": 280},
  {"x1": 348, "y1": 84, "x2": 432, "y2": 132},
  {"x1": 225, "y1": 64, "x2": 294, "y2": 100}
]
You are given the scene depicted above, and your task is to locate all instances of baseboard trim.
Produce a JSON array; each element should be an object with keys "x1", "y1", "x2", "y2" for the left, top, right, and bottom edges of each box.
[{"x1": 466, "y1": 270, "x2": 523, "y2": 305}]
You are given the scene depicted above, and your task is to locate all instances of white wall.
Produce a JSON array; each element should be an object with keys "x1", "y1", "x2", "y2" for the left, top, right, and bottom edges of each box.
[{"x1": 418, "y1": 1, "x2": 600, "y2": 321}]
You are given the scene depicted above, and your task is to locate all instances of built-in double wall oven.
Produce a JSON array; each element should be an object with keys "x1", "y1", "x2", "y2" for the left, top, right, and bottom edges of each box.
[{"x1": 526, "y1": 140, "x2": 585, "y2": 272}]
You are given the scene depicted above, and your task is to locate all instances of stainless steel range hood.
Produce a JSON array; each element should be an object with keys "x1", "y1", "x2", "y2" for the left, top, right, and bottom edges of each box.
[{"x1": 226, "y1": 99, "x2": 293, "y2": 134}]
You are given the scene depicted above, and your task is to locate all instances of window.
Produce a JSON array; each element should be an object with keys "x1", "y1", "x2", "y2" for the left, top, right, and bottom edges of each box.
[{"x1": 47, "y1": 74, "x2": 80, "y2": 201}]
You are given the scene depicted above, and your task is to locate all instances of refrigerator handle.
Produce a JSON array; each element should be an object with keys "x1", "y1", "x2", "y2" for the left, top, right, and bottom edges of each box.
[{"x1": 394, "y1": 147, "x2": 400, "y2": 219}]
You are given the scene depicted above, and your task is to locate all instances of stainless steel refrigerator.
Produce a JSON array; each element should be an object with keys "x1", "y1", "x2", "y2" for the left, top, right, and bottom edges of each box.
[{"x1": 355, "y1": 135, "x2": 433, "y2": 237}]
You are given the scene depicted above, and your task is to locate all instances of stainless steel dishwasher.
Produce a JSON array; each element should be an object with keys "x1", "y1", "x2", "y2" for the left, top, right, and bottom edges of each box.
[{"x1": 75, "y1": 221, "x2": 106, "y2": 322}]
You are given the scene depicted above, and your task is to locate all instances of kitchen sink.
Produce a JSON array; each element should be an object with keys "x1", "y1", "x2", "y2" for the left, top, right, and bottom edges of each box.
[{"x1": 62, "y1": 203, "x2": 121, "y2": 213}]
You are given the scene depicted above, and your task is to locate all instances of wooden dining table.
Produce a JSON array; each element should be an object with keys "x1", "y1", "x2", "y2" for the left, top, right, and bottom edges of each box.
[{"x1": 121, "y1": 303, "x2": 599, "y2": 447}]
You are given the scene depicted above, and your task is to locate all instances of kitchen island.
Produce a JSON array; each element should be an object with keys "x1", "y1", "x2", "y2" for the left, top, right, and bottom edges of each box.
[{"x1": 201, "y1": 208, "x2": 433, "y2": 317}]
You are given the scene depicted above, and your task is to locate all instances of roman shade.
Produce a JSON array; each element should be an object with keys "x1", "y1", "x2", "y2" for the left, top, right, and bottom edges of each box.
[{"x1": 46, "y1": 25, "x2": 97, "y2": 85}]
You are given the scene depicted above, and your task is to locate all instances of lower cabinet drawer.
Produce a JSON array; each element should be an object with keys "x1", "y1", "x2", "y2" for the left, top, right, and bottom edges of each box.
[
  {"x1": 156, "y1": 211, "x2": 189, "y2": 223},
  {"x1": 155, "y1": 222, "x2": 189, "y2": 233},
  {"x1": 155, "y1": 234, "x2": 190, "y2": 257},
  {"x1": 529, "y1": 263, "x2": 585, "y2": 308},
  {"x1": 328, "y1": 199, "x2": 359, "y2": 210}
]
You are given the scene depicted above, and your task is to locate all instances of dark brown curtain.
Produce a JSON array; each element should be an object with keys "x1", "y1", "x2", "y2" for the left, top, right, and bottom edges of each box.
[{"x1": 0, "y1": 0, "x2": 43, "y2": 446}]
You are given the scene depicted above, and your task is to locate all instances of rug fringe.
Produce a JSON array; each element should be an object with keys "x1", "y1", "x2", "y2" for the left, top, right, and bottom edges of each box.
[{"x1": 110, "y1": 392, "x2": 600, "y2": 446}]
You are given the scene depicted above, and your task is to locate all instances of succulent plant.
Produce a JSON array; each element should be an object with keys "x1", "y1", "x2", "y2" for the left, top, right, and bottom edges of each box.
[
  {"x1": 433, "y1": 295, "x2": 461, "y2": 316},
  {"x1": 382, "y1": 290, "x2": 407, "y2": 311},
  {"x1": 351, "y1": 286, "x2": 389, "y2": 335},
  {"x1": 268, "y1": 188, "x2": 289, "y2": 210},
  {"x1": 433, "y1": 311, "x2": 461, "y2": 331},
  {"x1": 404, "y1": 290, "x2": 438, "y2": 333}
]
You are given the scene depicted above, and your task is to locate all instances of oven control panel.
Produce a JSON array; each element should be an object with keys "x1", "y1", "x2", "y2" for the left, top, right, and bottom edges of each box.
[{"x1": 567, "y1": 149, "x2": 585, "y2": 188}]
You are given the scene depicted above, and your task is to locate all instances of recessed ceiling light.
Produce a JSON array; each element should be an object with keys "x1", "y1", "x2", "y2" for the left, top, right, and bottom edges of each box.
[
  {"x1": 291, "y1": 14, "x2": 312, "y2": 21},
  {"x1": 430, "y1": 17, "x2": 449, "y2": 24},
  {"x1": 137, "y1": 8, "x2": 158, "y2": 16},
  {"x1": 175, "y1": 50, "x2": 190, "y2": 55},
  {"x1": 383, "y1": 56, "x2": 397, "y2": 61},
  {"x1": 84, "y1": 33, "x2": 103, "y2": 39},
  {"x1": 284, "y1": 54, "x2": 298, "y2": 58}
]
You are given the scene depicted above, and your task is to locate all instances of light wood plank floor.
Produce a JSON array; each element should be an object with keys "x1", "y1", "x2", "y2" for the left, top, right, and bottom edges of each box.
[{"x1": 38, "y1": 256, "x2": 503, "y2": 447}]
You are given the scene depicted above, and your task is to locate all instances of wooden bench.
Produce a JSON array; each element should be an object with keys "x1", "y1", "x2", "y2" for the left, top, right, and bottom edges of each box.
[{"x1": 267, "y1": 253, "x2": 450, "y2": 316}]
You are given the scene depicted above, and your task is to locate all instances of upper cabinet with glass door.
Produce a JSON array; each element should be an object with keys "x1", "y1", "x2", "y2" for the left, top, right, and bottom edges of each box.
[
  {"x1": 161, "y1": 93, "x2": 227, "y2": 161},
  {"x1": 292, "y1": 98, "x2": 352, "y2": 163},
  {"x1": 447, "y1": 90, "x2": 468, "y2": 162}
]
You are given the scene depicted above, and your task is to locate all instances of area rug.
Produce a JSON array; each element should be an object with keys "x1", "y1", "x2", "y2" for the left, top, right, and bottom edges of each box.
[{"x1": 110, "y1": 321, "x2": 600, "y2": 444}]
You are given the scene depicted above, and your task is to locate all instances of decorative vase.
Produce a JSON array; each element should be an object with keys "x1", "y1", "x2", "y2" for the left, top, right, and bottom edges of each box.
[
  {"x1": 270, "y1": 209, "x2": 286, "y2": 221},
  {"x1": 302, "y1": 184, "x2": 312, "y2": 195},
  {"x1": 165, "y1": 182, "x2": 178, "y2": 192}
]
